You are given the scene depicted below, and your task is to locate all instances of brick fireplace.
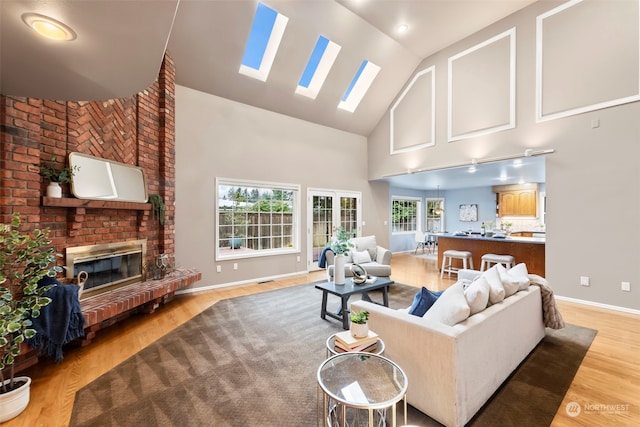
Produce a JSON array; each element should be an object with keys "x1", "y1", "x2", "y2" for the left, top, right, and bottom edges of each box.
[
  {"x1": 0, "y1": 53, "x2": 175, "y2": 277},
  {"x1": 65, "y1": 239, "x2": 147, "y2": 300},
  {"x1": 0, "y1": 52, "x2": 200, "y2": 364}
]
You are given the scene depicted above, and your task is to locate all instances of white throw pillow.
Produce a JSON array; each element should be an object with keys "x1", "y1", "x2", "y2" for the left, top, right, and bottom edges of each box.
[
  {"x1": 351, "y1": 235, "x2": 377, "y2": 261},
  {"x1": 351, "y1": 249, "x2": 372, "y2": 264},
  {"x1": 482, "y1": 265, "x2": 505, "y2": 305},
  {"x1": 464, "y1": 275, "x2": 490, "y2": 315},
  {"x1": 508, "y1": 263, "x2": 531, "y2": 290},
  {"x1": 496, "y1": 264, "x2": 520, "y2": 297},
  {"x1": 422, "y1": 281, "x2": 471, "y2": 326}
]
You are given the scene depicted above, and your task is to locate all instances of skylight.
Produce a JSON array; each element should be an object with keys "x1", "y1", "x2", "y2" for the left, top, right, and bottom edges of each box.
[
  {"x1": 338, "y1": 60, "x2": 381, "y2": 112},
  {"x1": 239, "y1": 3, "x2": 289, "y2": 82},
  {"x1": 296, "y1": 36, "x2": 341, "y2": 99}
]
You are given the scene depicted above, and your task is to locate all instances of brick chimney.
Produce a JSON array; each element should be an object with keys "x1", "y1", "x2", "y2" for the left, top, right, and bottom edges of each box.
[{"x1": 0, "y1": 53, "x2": 176, "y2": 271}]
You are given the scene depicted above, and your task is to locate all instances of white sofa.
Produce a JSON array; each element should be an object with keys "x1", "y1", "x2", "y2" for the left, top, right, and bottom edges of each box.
[
  {"x1": 351, "y1": 266, "x2": 546, "y2": 427},
  {"x1": 325, "y1": 235, "x2": 392, "y2": 278}
]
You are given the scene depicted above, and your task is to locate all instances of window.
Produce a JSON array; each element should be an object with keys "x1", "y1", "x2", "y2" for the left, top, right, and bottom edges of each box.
[
  {"x1": 426, "y1": 198, "x2": 445, "y2": 232},
  {"x1": 296, "y1": 35, "x2": 341, "y2": 99},
  {"x1": 338, "y1": 60, "x2": 381, "y2": 112},
  {"x1": 217, "y1": 179, "x2": 299, "y2": 260},
  {"x1": 239, "y1": 3, "x2": 289, "y2": 82},
  {"x1": 391, "y1": 197, "x2": 421, "y2": 233}
]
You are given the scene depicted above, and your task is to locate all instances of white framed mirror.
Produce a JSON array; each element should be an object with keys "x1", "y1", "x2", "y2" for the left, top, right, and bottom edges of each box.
[{"x1": 69, "y1": 152, "x2": 148, "y2": 202}]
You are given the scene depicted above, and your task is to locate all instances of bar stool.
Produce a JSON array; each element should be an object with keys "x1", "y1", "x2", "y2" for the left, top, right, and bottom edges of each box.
[
  {"x1": 480, "y1": 254, "x2": 515, "y2": 271},
  {"x1": 440, "y1": 250, "x2": 473, "y2": 278}
]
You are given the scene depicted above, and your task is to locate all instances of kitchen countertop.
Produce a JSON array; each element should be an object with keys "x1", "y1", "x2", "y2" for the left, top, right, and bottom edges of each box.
[
  {"x1": 430, "y1": 233, "x2": 545, "y2": 245},
  {"x1": 435, "y1": 233, "x2": 546, "y2": 275}
]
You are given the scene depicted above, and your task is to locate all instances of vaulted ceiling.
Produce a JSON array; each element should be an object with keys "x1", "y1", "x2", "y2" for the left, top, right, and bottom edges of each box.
[{"x1": 1, "y1": 0, "x2": 536, "y2": 137}]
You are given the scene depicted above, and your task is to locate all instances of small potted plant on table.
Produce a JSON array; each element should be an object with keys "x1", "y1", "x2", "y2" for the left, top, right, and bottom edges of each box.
[
  {"x1": 330, "y1": 227, "x2": 354, "y2": 285},
  {"x1": 350, "y1": 310, "x2": 370, "y2": 338}
]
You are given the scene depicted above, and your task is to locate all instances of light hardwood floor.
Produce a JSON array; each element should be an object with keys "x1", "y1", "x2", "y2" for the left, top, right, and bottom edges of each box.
[{"x1": 8, "y1": 253, "x2": 640, "y2": 426}]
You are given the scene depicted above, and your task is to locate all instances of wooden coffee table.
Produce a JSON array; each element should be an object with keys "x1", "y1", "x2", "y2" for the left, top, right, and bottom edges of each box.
[{"x1": 315, "y1": 277, "x2": 394, "y2": 329}]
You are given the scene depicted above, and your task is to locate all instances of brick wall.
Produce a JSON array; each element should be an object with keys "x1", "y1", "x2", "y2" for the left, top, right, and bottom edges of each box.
[{"x1": 0, "y1": 53, "x2": 176, "y2": 269}]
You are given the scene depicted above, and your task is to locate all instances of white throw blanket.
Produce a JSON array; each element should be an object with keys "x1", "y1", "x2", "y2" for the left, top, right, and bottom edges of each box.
[{"x1": 528, "y1": 274, "x2": 566, "y2": 329}]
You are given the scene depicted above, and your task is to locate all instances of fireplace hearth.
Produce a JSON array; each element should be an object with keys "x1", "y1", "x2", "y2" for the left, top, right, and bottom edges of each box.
[{"x1": 65, "y1": 240, "x2": 147, "y2": 300}]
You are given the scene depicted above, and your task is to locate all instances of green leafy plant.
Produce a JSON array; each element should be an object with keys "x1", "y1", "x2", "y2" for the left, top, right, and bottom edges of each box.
[
  {"x1": 330, "y1": 227, "x2": 354, "y2": 255},
  {"x1": 148, "y1": 194, "x2": 165, "y2": 225},
  {"x1": 38, "y1": 156, "x2": 79, "y2": 184},
  {"x1": 223, "y1": 188, "x2": 249, "y2": 245},
  {"x1": 392, "y1": 201, "x2": 417, "y2": 225},
  {"x1": 350, "y1": 310, "x2": 369, "y2": 325},
  {"x1": 0, "y1": 213, "x2": 59, "y2": 393}
]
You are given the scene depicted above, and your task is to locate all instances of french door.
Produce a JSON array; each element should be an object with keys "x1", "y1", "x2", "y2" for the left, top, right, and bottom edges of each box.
[{"x1": 307, "y1": 189, "x2": 361, "y2": 271}]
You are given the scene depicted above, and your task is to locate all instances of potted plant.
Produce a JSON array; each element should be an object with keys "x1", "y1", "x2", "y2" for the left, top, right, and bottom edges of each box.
[
  {"x1": 223, "y1": 189, "x2": 248, "y2": 250},
  {"x1": 0, "y1": 213, "x2": 59, "y2": 422},
  {"x1": 225, "y1": 212, "x2": 246, "y2": 250},
  {"x1": 330, "y1": 227, "x2": 354, "y2": 285},
  {"x1": 484, "y1": 220, "x2": 495, "y2": 237},
  {"x1": 350, "y1": 310, "x2": 369, "y2": 338},
  {"x1": 148, "y1": 194, "x2": 165, "y2": 226},
  {"x1": 38, "y1": 156, "x2": 79, "y2": 198}
]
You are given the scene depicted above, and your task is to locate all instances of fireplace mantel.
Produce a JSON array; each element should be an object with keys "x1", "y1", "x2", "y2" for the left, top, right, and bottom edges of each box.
[{"x1": 42, "y1": 197, "x2": 151, "y2": 211}]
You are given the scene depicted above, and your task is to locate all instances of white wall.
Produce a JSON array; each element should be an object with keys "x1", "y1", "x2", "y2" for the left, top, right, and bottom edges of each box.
[
  {"x1": 368, "y1": 0, "x2": 640, "y2": 311},
  {"x1": 174, "y1": 85, "x2": 389, "y2": 288}
]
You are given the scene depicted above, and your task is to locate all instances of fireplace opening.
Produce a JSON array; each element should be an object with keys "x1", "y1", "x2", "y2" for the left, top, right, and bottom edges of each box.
[{"x1": 65, "y1": 240, "x2": 147, "y2": 300}]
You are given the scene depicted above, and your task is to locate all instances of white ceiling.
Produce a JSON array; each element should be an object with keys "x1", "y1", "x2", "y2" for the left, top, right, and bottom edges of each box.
[
  {"x1": 381, "y1": 155, "x2": 546, "y2": 190},
  {"x1": 1, "y1": 0, "x2": 535, "y2": 136},
  {"x1": 0, "y1": 0, "x2": 541, "y2": 189}
]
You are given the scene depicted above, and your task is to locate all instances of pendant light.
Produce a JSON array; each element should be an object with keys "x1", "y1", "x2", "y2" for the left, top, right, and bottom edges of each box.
[{"x1": 433, "y1": 185, "x2": 444, "y2": 216}]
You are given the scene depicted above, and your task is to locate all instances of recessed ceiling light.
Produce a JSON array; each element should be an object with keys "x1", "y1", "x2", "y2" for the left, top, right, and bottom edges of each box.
[
  {"x1": 396, "y1": 24, "x2": 409, "y2": 34},
  {"x1": 22, "y1": 13, "x2": 76, "y2": 41}
]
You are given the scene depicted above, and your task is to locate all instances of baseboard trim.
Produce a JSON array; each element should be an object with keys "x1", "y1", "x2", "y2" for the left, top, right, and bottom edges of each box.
[
  {"x1": 555, "y1": 295, "x2": 640, "y2": 316},
  {"x1": 176, "y1": 269, "x2": 310, "y2": 294}
]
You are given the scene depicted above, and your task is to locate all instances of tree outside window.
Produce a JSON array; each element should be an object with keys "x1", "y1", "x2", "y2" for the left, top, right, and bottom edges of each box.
[
  {"x1": 217, "y1": 180, "x2": 299, "y2": 259},
  {"x1": 392, "y1": 198, "x2": 421, "y2": 233}
]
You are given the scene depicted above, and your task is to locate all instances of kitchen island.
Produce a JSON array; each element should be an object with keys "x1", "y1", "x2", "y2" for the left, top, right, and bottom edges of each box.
[{"x1": 435, "y1": 234, "x2": 545, "y2": 276}]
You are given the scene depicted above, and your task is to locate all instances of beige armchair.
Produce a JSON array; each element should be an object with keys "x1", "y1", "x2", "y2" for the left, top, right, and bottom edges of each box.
[{"x1": 325, "y1": 235, "x2": 392, "y2": 278}]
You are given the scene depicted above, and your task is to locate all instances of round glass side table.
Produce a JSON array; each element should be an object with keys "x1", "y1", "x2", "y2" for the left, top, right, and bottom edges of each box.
[{"x1": 317, "y1": 352, "x2": 408, "y2": 427}]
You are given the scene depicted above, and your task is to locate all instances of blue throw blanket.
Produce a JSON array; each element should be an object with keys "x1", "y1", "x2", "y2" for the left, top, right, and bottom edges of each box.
[
  {"x1": 26, "y1": 276, "x2": 86, "y2": 362},
  {"x1": 318, "y1": 246, "x2": 333, "y2": 268}
]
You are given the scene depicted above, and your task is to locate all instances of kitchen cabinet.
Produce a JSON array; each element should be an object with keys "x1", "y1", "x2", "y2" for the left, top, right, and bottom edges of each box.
[
  {"x1": 510, "y1": 231, "x2": 533, "y2": 237},
  {"x1": 493, "y1": 184, "x2": 538, "y2": 217}
]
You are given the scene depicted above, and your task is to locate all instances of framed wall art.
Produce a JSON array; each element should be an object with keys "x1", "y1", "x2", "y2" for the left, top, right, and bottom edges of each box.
[{"x1": 459, "y1": 204, "x2": 478, "y2": 222}]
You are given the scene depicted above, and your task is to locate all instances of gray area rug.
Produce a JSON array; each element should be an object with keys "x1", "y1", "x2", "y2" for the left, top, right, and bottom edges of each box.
[{"x1": 70, "y1": 283, "x2": 596, "y2": 426}]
